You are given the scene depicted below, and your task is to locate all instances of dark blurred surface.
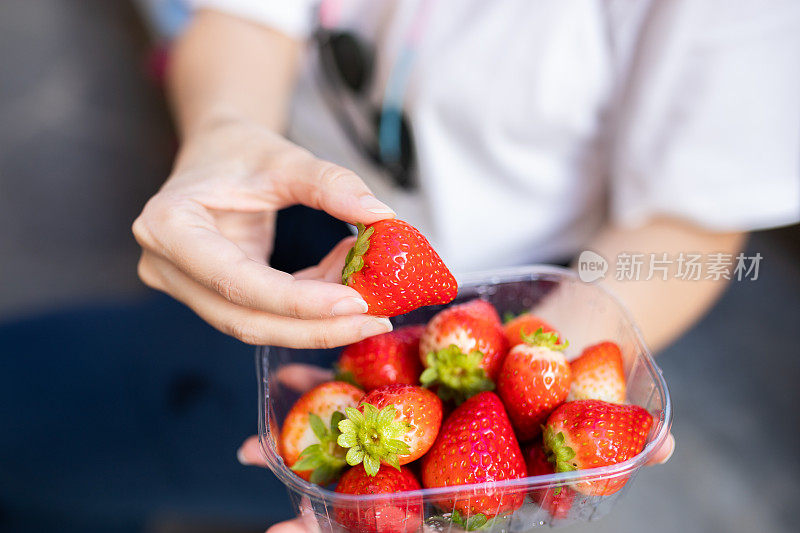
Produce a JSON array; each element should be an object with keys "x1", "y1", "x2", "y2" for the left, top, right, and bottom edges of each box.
[{"x1": 1, "y1": 1, "x2": 798, "y2": 532}]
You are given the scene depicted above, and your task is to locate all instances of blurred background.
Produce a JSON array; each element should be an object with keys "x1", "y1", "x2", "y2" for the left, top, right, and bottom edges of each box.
[{"x1": 1, "y1": 1, "x2": 798, "y2": 532}]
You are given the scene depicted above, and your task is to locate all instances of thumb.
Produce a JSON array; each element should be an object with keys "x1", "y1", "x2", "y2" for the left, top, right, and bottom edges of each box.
[
  {"x1": 237, "y1": 435, "x2": 269, "y2": 467},
  {"x1": 284, "y1": 156, "x2": 396, "y2": 225}
]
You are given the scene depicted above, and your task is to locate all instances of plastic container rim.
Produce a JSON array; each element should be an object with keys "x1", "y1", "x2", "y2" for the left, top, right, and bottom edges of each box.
[{"x1": 256, "y1": 264, "x2": 673, "y2": 504}]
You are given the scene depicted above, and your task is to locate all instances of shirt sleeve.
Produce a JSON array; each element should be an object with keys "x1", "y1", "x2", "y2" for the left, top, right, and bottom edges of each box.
[
  {"x1": 188, "y1": 0, "x2": 318, "y2": 38},
  {"x1": 611, "y1": 0, "x2": 800, "y2": 232}
]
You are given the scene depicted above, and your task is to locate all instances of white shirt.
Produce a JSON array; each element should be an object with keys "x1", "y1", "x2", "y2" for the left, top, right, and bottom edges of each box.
[{"x1": 191, "y1": 0, "x2": 800, "y2": 273}]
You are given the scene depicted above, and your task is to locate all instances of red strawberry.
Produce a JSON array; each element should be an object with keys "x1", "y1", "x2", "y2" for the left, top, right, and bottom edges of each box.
[
  {"x1": 543, "y1": 400, "x2": 653, "y2": 495},
  {"x1": 459, "y1": 298, "x2": 502, "y2": 323},
  {"x1": 497, "y1": 328, "x2": 572, "y2": 441},
  {"x1": 568, "y1": 341, "x2": 626, "y2": 404},
  {"x1": 421, "y1": 392, "x2": 527, "y2": 518},
  {"x1": 341, "y1": 220, "x2": 458, "y2": 317},
  {"x1": 337, "y1": 325, "x2": 425, "y2": 391},
  {"x1": 419, "y1": 299, "x2": 508, "y2": 403},
  {"x1": 337, "y1": 384, "x2": 442, "y2": 475},
  {"x1": 279, "y1": 381, "x2": 364, "y2": 484},
  {"x1": 335, "y1": 465, "x2": 422, "y2": 533},
  {"x1": 504, "y1": 313, "x2": 561, "y2": 348},
  {"x1": 524, "y1": 443, "x2": 575, "y2": 519}
]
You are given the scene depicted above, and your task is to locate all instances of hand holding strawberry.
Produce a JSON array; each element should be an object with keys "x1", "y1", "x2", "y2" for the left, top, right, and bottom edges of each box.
[{"x1": 342, "y1": 220, "x2": 458, "y2": 317}]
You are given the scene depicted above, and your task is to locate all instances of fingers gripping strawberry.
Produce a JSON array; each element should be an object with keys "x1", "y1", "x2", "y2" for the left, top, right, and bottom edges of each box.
[
  {"x1": 342, "y1": 220, "x2": 458, "y2": 317},
  {"x1": 337, "y1": 384, "x2": 443, "y2": 476}
]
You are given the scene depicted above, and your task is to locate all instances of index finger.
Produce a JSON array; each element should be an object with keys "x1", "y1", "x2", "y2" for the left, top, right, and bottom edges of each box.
[{"x1": 134, "y1": 195, "x2": 369, "y2": 319}]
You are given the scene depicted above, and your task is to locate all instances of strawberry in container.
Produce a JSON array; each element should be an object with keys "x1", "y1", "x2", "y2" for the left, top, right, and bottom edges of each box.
[
  {"x1": 337, "y1": 384, "x2": 443, "y2": 475},
  {"x1": 418, "y1": 299, "x2": 508, "y2": 403},
  {"x1": 568, "y1": 341, "x2": 626, "y2": 404},
  {"x1": 257, "y1": 266, "x2": 673, "y2": 530},
  {"x1": 543, "y1": 399, "x2": 654, "y2": 495},
  {"x1": 421, "y1": 392, "x2": 527, "y2": 520},
  {"x1": 336, "y1": 325, "x2": 425, "y2": 391},
  {"x1": 503, "y1": 312, "x2": 562, "y2": 348},
  {"x1": 497, "y1": 328, "x2": 572, "y2": 441},
  {"x1": 524, "y1": 442, "x2": 576, "y2": 520},
  {"x1": 279, "y1": 381, "x2": 363, "y2": 484},
  {"x1": 334, "y1": 465, "x2": 423, "y2": 533}
]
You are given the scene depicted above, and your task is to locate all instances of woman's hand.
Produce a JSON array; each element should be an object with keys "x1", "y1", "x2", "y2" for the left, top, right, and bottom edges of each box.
[{"x1": 132, "y1": 118, "x2": 396, "y2": 348}]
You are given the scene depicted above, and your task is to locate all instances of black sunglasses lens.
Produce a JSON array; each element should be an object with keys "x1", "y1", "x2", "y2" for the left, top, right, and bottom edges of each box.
[
  {"x1": 327, "y1": 32, "x2": 372, "y2": 93},
  {"x1": 373, "y1": 110, "x2": 415, "y2": 190}
]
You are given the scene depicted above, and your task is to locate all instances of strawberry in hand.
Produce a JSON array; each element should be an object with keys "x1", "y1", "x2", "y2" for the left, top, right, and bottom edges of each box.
[
  {"x1": 497, "y1": 328, "x2": 571, "y2": 441},
  {"x1": 568, "y1": 341, "x2": 626, "y2": 404},
  {"x1": 543, "y1": 399, "x2": 653, "y2": 495},
  {"x1": 279, "y1": 381, "x2": 364, "y2": 484},
  {"x1": 336, "y1": 325, "x2": 424, "y2": 391},
  {"x1": 419, "y1": 299, "x2": 508, "y2": 403},
  {"x1": 337, "y1": 384, "x2": 443, "y2": 476},
  {"x1": 342, "y1": 220, "x2": 458, "y2": 317}
]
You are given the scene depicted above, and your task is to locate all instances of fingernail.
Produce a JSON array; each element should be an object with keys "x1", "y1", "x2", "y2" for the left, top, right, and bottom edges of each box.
[
  {"x1": 360, "y1": 317, "x2": 393, "y2": 337},
  {"x1": 237, "y1": 447, "x2": 250, "y2": 465},
  {"x1": 359, "y1": 195, "x2": 395, "y2": 216},
  {"x1": 659, "y1": 435, "x2": 675, "y2": 464},
  {"x1": 331, "y1": 297, "x2": 369, "y2": 316}
]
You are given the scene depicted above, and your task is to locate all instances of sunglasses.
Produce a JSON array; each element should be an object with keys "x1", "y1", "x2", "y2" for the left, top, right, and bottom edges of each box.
[{"x1": 315, "y1": 29, "x2": 416, "y2": 190}]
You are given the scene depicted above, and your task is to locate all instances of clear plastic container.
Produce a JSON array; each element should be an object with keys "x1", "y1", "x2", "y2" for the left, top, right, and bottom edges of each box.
[{"x1": 256, "y1": 266, "x2": 672, "y2": 531}]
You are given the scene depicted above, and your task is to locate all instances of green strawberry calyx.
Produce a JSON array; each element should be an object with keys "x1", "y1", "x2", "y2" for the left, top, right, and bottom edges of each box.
[
  {"x1": 336, "y1": 403, "x2": 411, "y2": 476},
  {"x1": 290, "y1": 411, "x2": 348, "y2": 485},
  {"x1": 420, "y1": 344, "x2": 495, "y2": 404},
  {"x1": 543, "y1": 425, "x2": 578, "y2": 474},
  {"x1": 502, "y1": 311, "x2": 519, "y2": 324},
  {"x1": 341, "y1": 223, "x2": 374, "y2": 285},
  {"x1": 332, "y1": 365, "x2": 360, "y2": 388},
  {"x1": 427, "y1": 510, "x2": 505, "y2": 531},
  {"x1": 521, "y1": 327, "x2": 569, "y2": 351}
]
